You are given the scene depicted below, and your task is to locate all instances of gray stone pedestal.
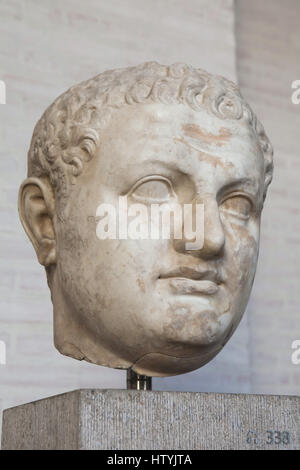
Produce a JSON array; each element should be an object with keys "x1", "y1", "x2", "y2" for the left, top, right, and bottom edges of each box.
[{"x1": 1, "y1": 389, "x2": 300, "y2": 450}]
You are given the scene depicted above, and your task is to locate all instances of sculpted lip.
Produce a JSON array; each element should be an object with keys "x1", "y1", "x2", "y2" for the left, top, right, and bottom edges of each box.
[
  {"x1": 158, "y1": 267, "x2": 220, "y2": 295},
  {"x1": 169, "y1": 278, "x2": 218, "y2": 295}
]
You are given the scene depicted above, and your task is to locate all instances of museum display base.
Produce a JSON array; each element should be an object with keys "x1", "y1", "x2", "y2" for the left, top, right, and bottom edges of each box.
[{"x1": 1, "y1": 389, "x2": 300, "y2": 450}]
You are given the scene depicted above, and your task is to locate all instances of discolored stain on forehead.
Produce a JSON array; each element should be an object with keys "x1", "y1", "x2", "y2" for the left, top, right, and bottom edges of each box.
[
  {"x1": 182, "y1": 123, "x2": 232, "y2": 146},
  {"x1": 173, "y1": 136, "x2": 234, "y2": 171}
]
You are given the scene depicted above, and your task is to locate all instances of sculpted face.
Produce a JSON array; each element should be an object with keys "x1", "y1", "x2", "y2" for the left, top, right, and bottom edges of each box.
[
  {"x1": 42, "y1": 103, "x2": 263, "y2": 376},
  {"x1": 19, "y1": 62, "x2": 273, "y2": 377}
]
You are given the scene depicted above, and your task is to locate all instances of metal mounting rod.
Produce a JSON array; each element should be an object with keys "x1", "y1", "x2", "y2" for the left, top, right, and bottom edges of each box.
[{"x1": 127, "y1": 369, "x2": 152, "y2": 390}]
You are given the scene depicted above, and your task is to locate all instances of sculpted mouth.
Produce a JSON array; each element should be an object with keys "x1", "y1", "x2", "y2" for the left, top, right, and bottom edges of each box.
[
  {"x1": 169, "y1": 278, "x2": 218, "y2": 295},
  {"x1": 158, "y1": 267, "x2": 220, "y2": 295},
  {"x1": 159, "y1": 266, "x2": 219, "y2": 282}
]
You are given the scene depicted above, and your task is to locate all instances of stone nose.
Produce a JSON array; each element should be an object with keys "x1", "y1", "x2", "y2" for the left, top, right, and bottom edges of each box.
[{"x1": 173, "y1": 195, "x2": 225, "y2": 258}]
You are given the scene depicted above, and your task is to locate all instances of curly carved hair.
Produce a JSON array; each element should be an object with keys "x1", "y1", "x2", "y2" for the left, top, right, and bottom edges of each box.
[{"x1": 28, "y1": 61, "x2": 273, "y2": 203}]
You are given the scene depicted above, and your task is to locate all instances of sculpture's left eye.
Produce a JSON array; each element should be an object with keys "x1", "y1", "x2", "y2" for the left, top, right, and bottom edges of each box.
[
  {"x1": 129, "y1": 176, "x2": 174, "y2": 203},
  {"x1": 220, "y1": 195, "x2": 252, "y2": 221}
]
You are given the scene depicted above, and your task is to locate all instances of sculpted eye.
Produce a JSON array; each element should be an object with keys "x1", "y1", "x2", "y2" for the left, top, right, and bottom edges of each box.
[
  {"x1": 129, "y1": 176, "x2": 175, "y2": 203},
  {"x1": 220, "y1": 195, "x2": 252, "y2": 221}
]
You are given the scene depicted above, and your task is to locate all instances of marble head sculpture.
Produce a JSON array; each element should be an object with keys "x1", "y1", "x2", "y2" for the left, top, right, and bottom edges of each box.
[{"x1": 18, "y1": 62, "x2": 273, "y2": 377}]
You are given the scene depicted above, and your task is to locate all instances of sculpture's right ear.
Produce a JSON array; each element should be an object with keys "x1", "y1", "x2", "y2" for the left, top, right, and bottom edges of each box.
[{"x1": 18, "y1": 177, "x2": 56, "y2": 267}]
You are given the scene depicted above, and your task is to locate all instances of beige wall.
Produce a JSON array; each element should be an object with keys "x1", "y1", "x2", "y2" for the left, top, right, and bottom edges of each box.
[{"x1": 0, "y1": 0, "x2": 299, "y2": 441}]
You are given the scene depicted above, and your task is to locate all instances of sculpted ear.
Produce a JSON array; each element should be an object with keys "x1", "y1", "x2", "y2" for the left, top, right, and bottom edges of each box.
[{"x1": 18, "y1": 177, "x2": 56, "y2": 267}]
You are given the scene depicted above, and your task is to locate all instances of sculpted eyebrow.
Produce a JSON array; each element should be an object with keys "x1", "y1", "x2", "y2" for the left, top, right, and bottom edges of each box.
[
  {"x1": 125, "y1": 159, "x2": 187, "y2": 178},
  {"x1": 218, "y1": 178, "x2": 259, "y2": 197},
  {"x1": 120, "y1": 159, "x2": 191, "y2": 195},
  {"x1": 145, "y1": 158, "x2": 191, "y2": 176}
]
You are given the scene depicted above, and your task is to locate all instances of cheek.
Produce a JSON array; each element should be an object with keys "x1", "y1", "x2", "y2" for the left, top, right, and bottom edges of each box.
[{"x1": 223, "y1": 218, "x2": 260, "y2": 287}]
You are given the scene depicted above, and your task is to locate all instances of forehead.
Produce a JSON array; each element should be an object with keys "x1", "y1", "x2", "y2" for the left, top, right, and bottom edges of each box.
[{"x1": 95, "y1": 103, "x2": 264, "y2": 194}]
